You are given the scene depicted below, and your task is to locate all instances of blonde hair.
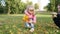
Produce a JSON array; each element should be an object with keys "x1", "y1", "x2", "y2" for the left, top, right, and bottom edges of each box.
[{"x1": 26, "y1": 5, "x2": 34, "y2": 10}]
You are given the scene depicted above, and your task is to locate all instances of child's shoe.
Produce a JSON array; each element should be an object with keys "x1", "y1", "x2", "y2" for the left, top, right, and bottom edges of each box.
[{"x1": 30, "y1": 28, "x2": 34, "y2": 32}]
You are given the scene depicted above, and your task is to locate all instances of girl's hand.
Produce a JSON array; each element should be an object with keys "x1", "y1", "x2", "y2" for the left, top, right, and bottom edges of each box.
[
  {"x1": 33, "y1": 22, "x2": 36, "y2": 24},
  {"x1": 51, "y1": 12, "x2": 57, "y2": 18}
]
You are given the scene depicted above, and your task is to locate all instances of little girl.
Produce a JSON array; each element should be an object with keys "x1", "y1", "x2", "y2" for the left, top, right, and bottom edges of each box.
[{"x1": 23, "y1": 6, "x2": 36, "y2": 32}]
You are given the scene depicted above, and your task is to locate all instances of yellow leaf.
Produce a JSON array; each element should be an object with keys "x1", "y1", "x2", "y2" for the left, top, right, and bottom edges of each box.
[
  {"x1": 9, "y1": 30, "x2": 12, "y2": 33},
  {"x1": 17, "y1": 31, "x2": 20, "y2": 34},
  {"x1": 11, "y1": 33, "x2": 13, "y2": 34},
  {"x1": 13, "y1": 25, "x2": 16, "y2": 28}
]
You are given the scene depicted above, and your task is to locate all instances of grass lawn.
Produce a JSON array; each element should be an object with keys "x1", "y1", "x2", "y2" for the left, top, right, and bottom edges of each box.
[{"x1": 0, "y1": 14, "x2": 60, "y2": 34}]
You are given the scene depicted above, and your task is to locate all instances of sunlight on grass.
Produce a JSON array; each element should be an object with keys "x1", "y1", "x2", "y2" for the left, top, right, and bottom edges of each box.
[
  {"x1": 0, "y1": 14, "x2": 60, "y2": 34},
  {"x1": 0, "y1": 14, "x2": 51, "y2": 17}
]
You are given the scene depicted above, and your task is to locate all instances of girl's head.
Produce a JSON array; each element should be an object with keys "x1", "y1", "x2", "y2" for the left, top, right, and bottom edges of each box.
[{"x1": 26, "y1": 5, "x2": 35, "y2": 15}]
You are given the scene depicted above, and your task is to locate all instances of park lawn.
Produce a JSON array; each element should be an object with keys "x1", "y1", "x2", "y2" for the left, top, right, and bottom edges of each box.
[
  {"x1": 0, "y1": 14, "x2": 51, "y2": 17},
  {"x1": 0, "y1": 14, "x2": 60, "y2": 34}
]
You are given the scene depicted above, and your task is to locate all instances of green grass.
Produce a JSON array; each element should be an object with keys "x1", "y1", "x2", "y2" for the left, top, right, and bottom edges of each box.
[{"x1": 0, "y1": 14, "x2": 60, "y2": 34}]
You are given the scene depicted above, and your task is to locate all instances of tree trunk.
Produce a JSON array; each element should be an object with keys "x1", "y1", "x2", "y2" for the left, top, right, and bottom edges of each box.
[{"x1": 8, "y1": 6, "x2": 11, "y2": 15}]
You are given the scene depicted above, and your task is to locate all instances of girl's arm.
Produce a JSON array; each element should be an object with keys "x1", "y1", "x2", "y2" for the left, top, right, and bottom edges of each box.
[
  {"x1": 24, "y1": 10, "x2": 30, "y2": 16},
  {"x1": 33, "y1": 16, "x2": 36, "y2": 24},
  {"x1": 24, "y1": 10, "x2": 33, "y2": 18}
]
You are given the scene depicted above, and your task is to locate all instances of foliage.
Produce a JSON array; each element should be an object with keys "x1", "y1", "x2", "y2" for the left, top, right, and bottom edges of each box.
[
  {"x1": 44, "y1": 3, "x2": 52, "y2": 12},
  {"x1": 0, "y1": 0, "x2": 27, "y2": 14},
  {"x1": 55, "y1": 0, "x2": 60, "y2": 12},
  {"x1": 6, "y1": 0, "x2": 27, "y2": 14},
  {"x1": 34, "y1": 3, "x2": 39, "y2": 9},
  {"x1": 44, "y1": 0, "x2": 55, "y2": 12},
  {"x1": 44, "y1": 0, "x2": 60, "y2": 12}
]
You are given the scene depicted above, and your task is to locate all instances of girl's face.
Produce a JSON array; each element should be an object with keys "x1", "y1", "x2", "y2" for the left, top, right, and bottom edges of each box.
[{"x1": 29, "y1": 8, "x2": 34, "y2": 14}]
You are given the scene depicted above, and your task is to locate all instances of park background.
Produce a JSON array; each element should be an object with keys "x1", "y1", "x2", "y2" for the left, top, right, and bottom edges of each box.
[{"x1": 0, "y1": 0, "x2": 60, "y2": 34}]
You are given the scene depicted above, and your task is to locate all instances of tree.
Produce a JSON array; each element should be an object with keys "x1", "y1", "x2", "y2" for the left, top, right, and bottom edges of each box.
[
  {"x1": 5, "y1": 0, "x2": 27, "y2": 14},
  {"x1": 0, "y1": 0, "x2": 6, "y2": 14},
  {"x1": 55, "y1": 0, "x2": 60, "y2": 12},
  {"x1": 44, "y1": 0, "x2": 55, "y2": 12},
  {"x1": 44, "y1": 3, "x2": 52, "y2": 11},
  {"x1": 34, "y1": 3, "x2": 39, "y2": 9},
  {"x1": 5, "y1": 0, "x2": 12, "y2": 14},
  {"x1": 46, "y1": 0, "x2": 60, "y2": 12},
  {"x1": 0, "y1": 0, "x2": 33, "y2": 14},
  {"x1": 50, "y1": 0, "x2": 55, "y2": 12},
  {"x1": 26, "y1": 0, "x2": 33, "y2": 5}
]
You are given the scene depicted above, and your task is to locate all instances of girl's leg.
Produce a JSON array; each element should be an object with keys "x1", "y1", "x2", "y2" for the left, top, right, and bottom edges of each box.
[
  {"x1": 26, "y1": 23, "x2": 34, "y2": 28},
  {"x1": 31, "y1": 23, "x2": 34, "y2": 28},
  {"x1": 25, "y1": 23, "x2": 31, "y2": 28},
  {"x1": 30, "y1": 23, "x2": 34, "y2": 32}
]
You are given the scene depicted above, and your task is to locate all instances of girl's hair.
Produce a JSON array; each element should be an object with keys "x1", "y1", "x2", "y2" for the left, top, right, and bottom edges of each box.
[
  {"x1": 24, "y1": 5, "x2": 36, "y2": 15},
  {"x1": 26, "y1": 5, "x2": 34, "y2": 11}
]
